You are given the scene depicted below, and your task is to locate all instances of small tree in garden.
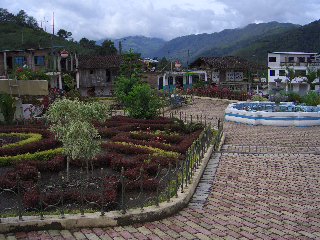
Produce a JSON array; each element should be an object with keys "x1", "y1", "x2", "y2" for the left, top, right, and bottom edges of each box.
[
  {"x1": 115, "y1": 50, "x2": 143, "y2": 106},
  {"x1": 115, "y1": 50, "x2": 163, "y2": 119},
  {"x1": 126, "y1": 84, "x2": 162, "y2": 119},
  {"x1": 46, "y1": 98, "x2": 108, "y2": 179}
]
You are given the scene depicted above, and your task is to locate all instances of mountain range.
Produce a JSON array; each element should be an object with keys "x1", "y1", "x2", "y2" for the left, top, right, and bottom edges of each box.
[{"x1": 98, "y1": 20, "x2": 319, "y2": 65}]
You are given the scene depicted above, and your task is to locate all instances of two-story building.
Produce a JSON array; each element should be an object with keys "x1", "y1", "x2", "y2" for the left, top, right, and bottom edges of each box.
[
  {"x1": 268, "y1": 52, "x2": 320, "y2": 95},
  {"x1": 188, "y1": 56, "x2": 264, "y2": 92}
]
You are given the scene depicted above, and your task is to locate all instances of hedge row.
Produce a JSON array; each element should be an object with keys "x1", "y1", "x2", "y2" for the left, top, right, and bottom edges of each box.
[
  {"x1": 0, "y1": 148, "x2": 63, "y2": 166},
  {"x1": 0, "y1": 133, "x2": 42, "y2": 149}
]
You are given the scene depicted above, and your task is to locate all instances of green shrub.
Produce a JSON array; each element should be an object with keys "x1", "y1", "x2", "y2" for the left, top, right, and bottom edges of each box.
[
  {"x1": 0, "y1": 93, "x2": 16, "y2": 124},
  {"x1": 0, "y1": 148, "x2": 63, "y2": 166},
  {"x1": 115, "y1": 76, "x2": 139, "y2": 106},
  {"x1": 302, "y1": 91, "x2": 320, "y2": 106},
  {"x1": 285, "y1": 92, "x2": 302, "y2": 103},
  {"x1": 0, "y1": 133, "x2": 42, "y2": 149},
  {"x1": 251, "y1": 95, "x2": 268, "y2": 102},
  {"x1": 125, "y1": 84, "x2": 162, "y2": 119}
]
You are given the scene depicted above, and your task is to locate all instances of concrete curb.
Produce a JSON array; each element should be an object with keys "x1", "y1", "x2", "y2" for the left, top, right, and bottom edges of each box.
[{"x1": 0, "y1": 137, "x2": 220, "y2": 233}]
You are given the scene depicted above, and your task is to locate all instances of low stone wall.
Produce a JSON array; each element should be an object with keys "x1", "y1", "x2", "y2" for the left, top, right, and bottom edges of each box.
[{"x1": 0, "y1": 80, "x2": 48, "y2": 96}]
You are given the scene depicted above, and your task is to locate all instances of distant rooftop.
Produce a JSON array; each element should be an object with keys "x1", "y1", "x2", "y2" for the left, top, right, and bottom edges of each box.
[{"x1": 271, "y1": 52, "x2": 318, "y2": 55}]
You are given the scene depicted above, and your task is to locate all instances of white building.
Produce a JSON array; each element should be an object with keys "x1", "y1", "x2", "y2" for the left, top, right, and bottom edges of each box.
[{"x1": 268, "y1": 52, "x2": 320, "y2": 95}]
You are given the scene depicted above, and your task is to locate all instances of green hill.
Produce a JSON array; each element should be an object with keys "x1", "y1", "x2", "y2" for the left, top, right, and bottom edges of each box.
[
  {"x1": 0, "y1": 22, "x2": 94, "y2": 54},
  {"x1": 230, "y1": 20, "x2": 320, "y2": 64}
]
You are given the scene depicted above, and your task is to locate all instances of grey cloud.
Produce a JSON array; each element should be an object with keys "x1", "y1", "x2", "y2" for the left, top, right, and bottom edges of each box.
[{"x1": 1, "y1": 0, "x2": 319, "y2": 41}]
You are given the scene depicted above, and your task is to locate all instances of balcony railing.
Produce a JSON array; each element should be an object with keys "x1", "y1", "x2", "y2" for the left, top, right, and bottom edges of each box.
[{"x1": 280, "y1": 62, "x2": 320, "y2": 67}]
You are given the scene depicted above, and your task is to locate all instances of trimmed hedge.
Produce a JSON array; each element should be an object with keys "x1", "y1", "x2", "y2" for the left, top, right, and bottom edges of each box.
[
  {"x1": 0, "y1": 133, "x2": 42, "y2": 149},
  {"x1": 0, "y1": 148, "x2": 63, "y2": 166}
]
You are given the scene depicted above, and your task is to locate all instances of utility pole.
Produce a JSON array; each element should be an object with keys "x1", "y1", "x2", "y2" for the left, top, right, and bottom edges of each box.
[
  {"x1": 52, "y1": 12, "x2": 55, "y2": 35},
  {"x1": 119, "y1": 41, "x2": 122, "y2": 55}
]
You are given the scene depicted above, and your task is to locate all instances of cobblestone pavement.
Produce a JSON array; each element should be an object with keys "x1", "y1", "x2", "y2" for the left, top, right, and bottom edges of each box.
[{"x1": 3, "y1": 99, "x2": 320, "y2": 239}]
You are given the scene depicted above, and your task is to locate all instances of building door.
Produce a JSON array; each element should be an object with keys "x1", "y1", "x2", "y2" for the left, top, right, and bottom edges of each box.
[
  {"x1": 175, "y1": 76, "x2": 183, "y2": 89},
  {"x1": 168, "y1": 76, "x2": 174, "y2": 91},
  {"x1": 158, "y1": 77, "x2": 163, "y2": 90},
  {"x1": 7, "y1": 57, "x2": 13, "y2": 70}
]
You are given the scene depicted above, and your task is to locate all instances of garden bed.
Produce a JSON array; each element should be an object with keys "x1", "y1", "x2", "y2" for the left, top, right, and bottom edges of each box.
[{"x1": 0, "y1": 116, "x2": 209, "y2": 217}]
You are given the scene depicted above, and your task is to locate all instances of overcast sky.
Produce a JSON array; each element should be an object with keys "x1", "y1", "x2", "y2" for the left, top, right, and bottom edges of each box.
[{"x1": 1, "y1": 0, "x2": 320, "y2": 41}]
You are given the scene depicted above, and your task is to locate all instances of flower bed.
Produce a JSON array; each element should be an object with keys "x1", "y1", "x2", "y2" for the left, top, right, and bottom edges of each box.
[{"x1": 0, "y1": 116, "x2": 206, "y2": 216}]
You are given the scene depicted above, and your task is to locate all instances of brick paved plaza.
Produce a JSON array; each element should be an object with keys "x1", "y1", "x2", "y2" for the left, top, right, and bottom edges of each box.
[{"x1": 2, "y1": 98, "x2": 320, "y2": 239}]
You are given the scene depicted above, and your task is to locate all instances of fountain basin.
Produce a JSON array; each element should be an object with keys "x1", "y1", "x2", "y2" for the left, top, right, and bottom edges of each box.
[{"x1": 225, "y1": 102, "x2": 320, "y2": 126}]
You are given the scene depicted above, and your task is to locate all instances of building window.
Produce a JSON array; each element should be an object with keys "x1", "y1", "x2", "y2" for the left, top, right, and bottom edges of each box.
[
  {"x1": 268, "y1": 57, "x2": 277, "y2": 62},
  {"x1": 288, "y1": 57, "x2": 294, "y2": 62},
  {"x1": 279, "y1": 70, "x2": 286, "y2": 76},
  {"x1": 168, "y1": 76, "x2": 173, "y2": 85},
  {"x1": 298, "y1": 57, "x2": 305, "y2": 63},
  {"x1": 90, "y1": 70, "x2": 94, "y2": 74},
  {"x1": 295, "y1": 70, "x2": 306, "y2": 77},
  {"x1": 270, "y1": 70, "x2": 275, "y2": 76},
  {"x1": 14, "y1": 56, "x2": 26, "y2": 66},
  {"x1": 34, "y1": 56, "x2": 45, "y2": 66}
]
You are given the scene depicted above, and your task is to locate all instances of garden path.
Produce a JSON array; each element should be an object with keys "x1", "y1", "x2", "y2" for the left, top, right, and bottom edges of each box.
[{"x1": 2, "y1": 98, "x2": 320, "y2": 239}]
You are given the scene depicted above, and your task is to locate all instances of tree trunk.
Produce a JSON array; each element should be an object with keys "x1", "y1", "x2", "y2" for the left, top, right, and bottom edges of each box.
[{"x1": 66, "y1": 156, "x2": 70, "y2": 182}]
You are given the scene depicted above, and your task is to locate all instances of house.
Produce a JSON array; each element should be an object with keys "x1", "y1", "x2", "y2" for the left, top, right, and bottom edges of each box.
[
  {"x1": 0, "y1": 48, "x2": 76, "y2": 91},
  {"x1": 189, "y1": 56, "x2": 263, "y2": 92},
  {"x1": 157, "y1": 70, "x2": 207, "y2": 91},
  {"x1": 268, "y1": 52, "x2": 320, "y2": 95},
  {"x1": 76, "y1": 55, "x2": 121, "y2": 96}
]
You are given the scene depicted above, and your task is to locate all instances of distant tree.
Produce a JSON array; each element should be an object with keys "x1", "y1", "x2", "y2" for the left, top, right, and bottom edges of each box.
[
  {"x1": 16, "y1": 10, "x2": 27, "y2": 25},
  {"x1": 0, "y1": 8, "x2": 15, "y2": 22},
  {"x1": 96, "y1": 40, "x2": 117, "y2": 55},
  {"x1": 79, "y1": 37, "x2": 96, "y2": 49},
  {"x1": 306, "y1": 68, "x2": 320, "y2": 83},
  {"x1": 119, "y1": 50, "x2": 142, "y2": 79},
  {"x1": 306, "y1": 68, "x2": 320, "y2": 90},
  {"x1": 57, "y1": 28, "x2": 72, "y2": 39},
  {"x1": 26, "y1": 16, "x2": 38, "y2": 29},
  {"x1": 115, "y1": 50, "x2": 143, "y2": 105}
]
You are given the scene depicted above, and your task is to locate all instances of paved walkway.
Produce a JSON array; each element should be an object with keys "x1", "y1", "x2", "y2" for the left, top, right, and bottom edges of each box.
[{"x1": 2, "y1": 99, "x2": 320, "y2": 239}]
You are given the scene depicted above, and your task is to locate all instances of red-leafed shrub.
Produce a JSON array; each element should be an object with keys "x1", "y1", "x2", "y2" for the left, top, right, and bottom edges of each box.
[
  {"x1": 23, "y1": 189, "x2": 40, "y2": 209},
  {"x1": 15, "y1": 164, "x2": 38, "y2": 181},
  {"x1": 37, "y1": 155, "x2": 65, "y2": 172},
  {"x1": 98, "y1": 127, "x2": 120, "y2": 138},
  {"x1": 110, "y1": 157, "x2": 141, "y2": 171},
  {"x1": 102, "y1": 142, "x2": 152, "y2": 155},
  {"x1": 124, "y1": 167, "x2": 143, "y2": 180},
  {"x1": 0, "y1": 176, "x2": 15, "y2": 189}
]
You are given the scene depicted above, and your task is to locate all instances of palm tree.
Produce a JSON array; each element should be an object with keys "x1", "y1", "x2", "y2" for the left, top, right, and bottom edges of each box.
[{"x1": 286, "y1": 67, "x2": 295, "y2": 92}]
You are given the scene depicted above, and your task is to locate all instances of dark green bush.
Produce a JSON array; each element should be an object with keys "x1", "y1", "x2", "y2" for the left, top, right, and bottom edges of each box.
[
  {"x1": 302, "y1": 91, "x2": 320, "y2": 106},
  {"x1": 0, "y1": 93, "x2": 16, "y2": 124},
  {"x1": 125, "y1": 84, "x2": 162, "y2": 119},
  {"x1": 285, "y1": 92, "x2": 302, "y2": 103}
]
